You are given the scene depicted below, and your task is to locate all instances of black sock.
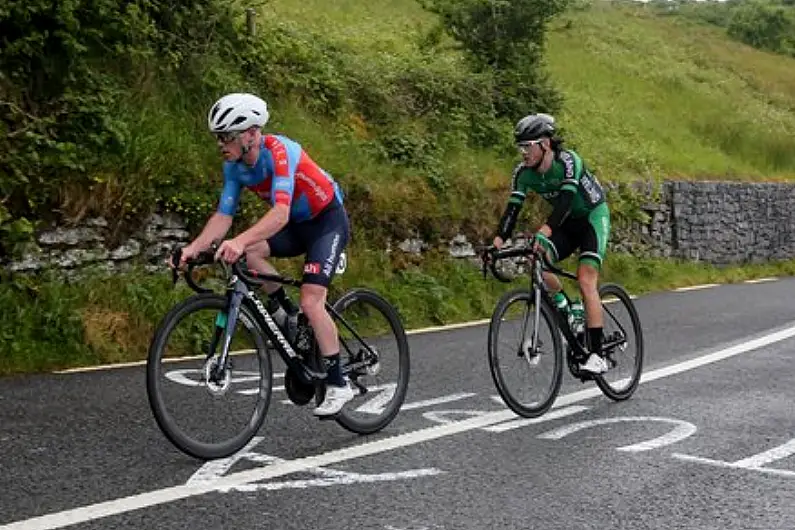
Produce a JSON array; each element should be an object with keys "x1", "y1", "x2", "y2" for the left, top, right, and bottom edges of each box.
[
  {"x1": 270, "y1": 287, "x2": 298, "y2": 314},
  {"x1": 587, "y1": 327, "x2": 603, "y2": 356},
  {"x1": 322, "y1": 353, "x2": 345, "y2": 386}
]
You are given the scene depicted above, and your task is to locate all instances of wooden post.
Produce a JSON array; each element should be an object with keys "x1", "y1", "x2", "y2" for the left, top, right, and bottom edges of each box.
[{"x1": 246, "y1": 8, "x2": 256, "y2": 37}]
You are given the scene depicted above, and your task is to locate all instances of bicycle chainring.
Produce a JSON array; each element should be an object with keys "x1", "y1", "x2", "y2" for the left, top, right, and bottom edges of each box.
[{"x1": 284, "y1": 367, "x2": 316, "y2": 406}]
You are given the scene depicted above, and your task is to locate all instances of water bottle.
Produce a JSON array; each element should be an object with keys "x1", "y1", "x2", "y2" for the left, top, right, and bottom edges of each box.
[
  {"x1": 266, "y1": 297, "x2": 287, "y2": 327},
  {"x1": 570, "y1": 298, "x2": 586, "y2": 335},
  {"x1": 266, "y1": 297, "x2": 298, "y2": 343},
  {"x1": 553, "y1": 292, "x2": 570, "y2": 316}
]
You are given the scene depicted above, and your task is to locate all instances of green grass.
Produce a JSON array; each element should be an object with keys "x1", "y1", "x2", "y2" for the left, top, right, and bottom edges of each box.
[
  {"x1": 263, "y1": 0, "x2": 795, "y2": 182},
  {"x1": 266, "y1": 0, "x2": 436, "y2": 54},
  {"x1": 546, "y1": 1, "x2": 795, "y2": 181},
  {"x1": 4, "y1": 248, "x2": 795, "y2": 376}
]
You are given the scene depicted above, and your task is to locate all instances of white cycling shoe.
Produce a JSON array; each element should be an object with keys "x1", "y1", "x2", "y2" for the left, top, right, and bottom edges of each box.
[
  {"x1": 579, "y1": 353, "x2": 608, "y2": 375},
  {"x1": 313, "y1": 381, "x2": 355, "y2": 417}
]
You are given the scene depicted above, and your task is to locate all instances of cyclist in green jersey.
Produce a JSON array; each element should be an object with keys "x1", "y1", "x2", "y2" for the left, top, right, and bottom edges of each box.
[{"x1": 492, "y1": 113, "x2": 612, "y2": 375}]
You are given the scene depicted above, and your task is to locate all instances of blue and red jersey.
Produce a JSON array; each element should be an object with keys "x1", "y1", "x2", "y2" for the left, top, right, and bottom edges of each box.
[{"x1": 217, "y1": 135, "x2": 343, "y2": 222}]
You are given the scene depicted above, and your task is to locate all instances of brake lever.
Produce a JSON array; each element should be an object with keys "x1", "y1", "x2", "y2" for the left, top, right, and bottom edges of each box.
[{"x1": 170, "y1": 246, "x2": 183, "y2": 286}]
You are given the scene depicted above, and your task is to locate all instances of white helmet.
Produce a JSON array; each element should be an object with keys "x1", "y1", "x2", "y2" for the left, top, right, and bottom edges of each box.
[{"x1": 207, "y1": 93, "x2": 269, "y2": 133}]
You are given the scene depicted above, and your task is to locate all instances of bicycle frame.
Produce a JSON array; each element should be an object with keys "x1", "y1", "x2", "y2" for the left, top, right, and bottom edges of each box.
[
  {"x1": 195, "y1": 260, "x2": 378, "y2": 386},
  {"x1": 528, "y1": 251, "x2": 631, "y2": 359},
  {"x1": 526, "y1": 252, "x2": 590, "y2": 361},
  {"x1": 490, "y1": 244, "x2": 627, "y2": 362}
]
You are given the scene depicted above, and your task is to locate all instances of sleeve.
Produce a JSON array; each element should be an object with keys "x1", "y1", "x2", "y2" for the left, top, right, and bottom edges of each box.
[
  {"x1": 264, "y1": 135, "x2": 295, "y2": 209},
  {"x1": 545, "y1": 189, "x2": 575, "y2": 229},
  {"x1": 558, "y1": 150, "x2": 582, "y2": 194},
  {"x1": 217, "y1": 164, "x2": 242, "y2": 216},
  {"x1": 497, "y1": 164, "x2": 528, "y2": 240}
]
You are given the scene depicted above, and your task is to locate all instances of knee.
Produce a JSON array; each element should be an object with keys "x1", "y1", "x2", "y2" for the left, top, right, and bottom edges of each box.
[
  {"x1": 578, "y1": 271, "x2": 599, "y2": 295},
  {"x1": 300, "y1": 288, "x2": 327, "y2": 317},
  {"x1": 246, "y1": 240, "x2": 270, "y2": 260}
]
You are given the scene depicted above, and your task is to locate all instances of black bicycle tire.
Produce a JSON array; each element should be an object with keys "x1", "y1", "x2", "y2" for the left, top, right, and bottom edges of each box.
[
  {"x1": 146, "y1": 292, "x2": 272, "y2": 460},
  {"x1": 488, "y1": 288, "x2": 563, "y2": 418},
  {"x1": 594, "y1": 283, "x2": 644, "y2": 401},
  {"x1": 333, "y1": 288, "x2": 410, "y2": 435}
]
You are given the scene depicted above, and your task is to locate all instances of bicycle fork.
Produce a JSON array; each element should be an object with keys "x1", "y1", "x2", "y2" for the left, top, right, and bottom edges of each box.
[{"x1": 517, "y1": 288, "x2": 542, "y2": 363}]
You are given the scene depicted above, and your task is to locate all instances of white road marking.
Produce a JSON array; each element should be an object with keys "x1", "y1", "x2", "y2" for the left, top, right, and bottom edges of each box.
[
  {"x1": 483, "y1": 406, "x2": 590, "y2": 432},
  {"x1": 238, "y1": 386, "x2": 282, "y2": 395},
  {"x1": 422, "y1": 409, "x2": 489, "y2": 425},
  {"x1": 354, "y1": 384, "x2": 398, "y2": 414},
  {"x1": 281, "y1": 391, "x2": 476, "y2": 409},
  {"x1": 674, "y1": 284, "x2": 719, "y2": 292},
  {"x1": 220, "y1": 468, "x2": 444, "y2": 492},
  {"x1": 400, "y1": 393, "x2": 477, "y2": 411},
  {"x1": 187, "y1": 437, "x2": 442, "y2": 492},
  {"x1": 164, "y1": 369, "x2": 264, "y2": 388},
  {"x1": 538, "y1": 416, "x2": 697, "y2": 452},
  {"x1": 603, "y1": 295, "x2": 637, "y2": 304},
  {"x1": 672, "y1": 453, "x2": 795, "y2": 479},
  {"x1": 54, "y1": 349, "x2": 262, "y2": 374},
  {"x1": 186, "y1": 437, "x2": 271, "y2": 485},
  {"x1": 673, "y1": 436, "x2": 795, "y2": 477},
  {"x1": 744, "y1": 277, "x2": 777, "y2": 284},
  {"x1": 732, "y1": 438, "x2": 795, "y2": 468},
  {"x1": 406, "y1": 319, "x2": 491, "y2": 335},
  {"x1": 10, "y1": 323, "x2": 795, "y2": 530}
]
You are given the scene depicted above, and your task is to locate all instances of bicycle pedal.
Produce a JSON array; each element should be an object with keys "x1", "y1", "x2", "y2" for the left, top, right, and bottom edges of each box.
[{"x1": 316, "y1": 412, "x2": 341, "y2": 421}]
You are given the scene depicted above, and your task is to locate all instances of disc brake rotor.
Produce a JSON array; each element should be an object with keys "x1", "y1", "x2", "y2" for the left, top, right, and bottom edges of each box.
[{"x1": 203, "y1": 358, "x2": 232, "y2": 395}]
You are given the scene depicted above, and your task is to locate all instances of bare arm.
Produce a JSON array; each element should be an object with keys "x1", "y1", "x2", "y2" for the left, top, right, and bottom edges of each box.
[
  {"x1": 235, "y1": 204, "x2": 290, "y2": 249},
  {"x1": 186, "y1": 212, "x2": 233, "y2": 255}
]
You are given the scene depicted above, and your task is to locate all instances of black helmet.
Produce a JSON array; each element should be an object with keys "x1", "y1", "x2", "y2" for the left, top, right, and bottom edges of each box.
[{"x1": 514, "y1": 113, "x2": 556, "y2": 143}]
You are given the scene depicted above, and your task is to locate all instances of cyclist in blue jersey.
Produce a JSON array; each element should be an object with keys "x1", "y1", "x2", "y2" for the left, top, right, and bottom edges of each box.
[{"x1": 173, "y1": 93, "x2": 354, "y2": 416}]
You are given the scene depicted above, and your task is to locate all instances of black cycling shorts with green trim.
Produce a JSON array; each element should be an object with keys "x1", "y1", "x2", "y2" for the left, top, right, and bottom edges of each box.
[{"x1": 541, "y1": 203, "x2": 610, "y2": 270}]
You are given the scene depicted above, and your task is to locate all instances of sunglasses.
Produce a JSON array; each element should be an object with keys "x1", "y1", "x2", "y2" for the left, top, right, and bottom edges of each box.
[
  {"x1": 516, "y1": 139, "x2": 544, "y2": 154},
  {"x1": 214, "y1": 131, "x2": 241, "y2": 144}
]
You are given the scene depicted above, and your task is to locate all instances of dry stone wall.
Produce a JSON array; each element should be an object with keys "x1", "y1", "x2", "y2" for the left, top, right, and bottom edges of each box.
[{"x1": 3, "y1": 181, "x2": 795, "y2": 276}]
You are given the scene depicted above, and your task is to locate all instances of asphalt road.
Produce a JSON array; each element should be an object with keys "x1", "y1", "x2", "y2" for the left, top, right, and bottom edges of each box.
[{"x1": 3, "y1": 277, "x2": 795, "y2": 529}]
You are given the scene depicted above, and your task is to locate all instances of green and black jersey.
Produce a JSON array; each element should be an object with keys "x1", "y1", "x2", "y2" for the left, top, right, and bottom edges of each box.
[
  {"x1": 497, "y1": 149, "x2": 612, "y2": 268},
  {"x1": 508, "y1": 149, "x2": 605, "y2": 218}
]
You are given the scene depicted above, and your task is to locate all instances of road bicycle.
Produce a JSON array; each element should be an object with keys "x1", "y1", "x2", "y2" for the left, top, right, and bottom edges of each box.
[
  {"x1": 482, "y1": 239, "x2": 643, "y2": 418},
  {"x1": 146, "y1": 246, "x2": 410, "y2": 460}
]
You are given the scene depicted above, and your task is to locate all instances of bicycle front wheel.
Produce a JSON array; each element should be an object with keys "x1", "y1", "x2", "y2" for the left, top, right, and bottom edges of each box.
[
  {"x1": 594, "y1": 284, "x2": 644, "y2": 401},
  {"x1": 146, "y1": 293, "x2": 272, "y2": 460},
  {"x1": 332, "y1": 289, "x2": 410, "y2": 435},
  {"x1": 488, "y1": 288, "x2": 563, "y2": 418}
]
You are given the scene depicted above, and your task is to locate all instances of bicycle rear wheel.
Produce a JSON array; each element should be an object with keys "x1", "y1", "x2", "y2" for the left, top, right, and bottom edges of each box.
[
  {"x1": 488, "y1": 288, "x2": 563, "y2": 418},
  {"x1": 594, "y1": 284, "x2": 644, "y2": 401},
  {"x1": 146, "y1": 293, "x2": 272, "y2": 460},
  {"x1": 332, "y1": 289, "x2": 410, "y2": 435}
]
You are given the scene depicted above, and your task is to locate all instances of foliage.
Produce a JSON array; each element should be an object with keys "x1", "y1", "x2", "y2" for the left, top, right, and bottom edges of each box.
[
  {"x1": 727, "y1": 0, "x2": 795, "y2": 56},
  {"x1": 649, "y1": 0, "x2": 795, "y2": 57},
  {"x1": 419, "y1": 0, "x2": 567, "y2": 118},
  {"x1": 0, "y1": 0, "x2": 256, "y2": 240}
]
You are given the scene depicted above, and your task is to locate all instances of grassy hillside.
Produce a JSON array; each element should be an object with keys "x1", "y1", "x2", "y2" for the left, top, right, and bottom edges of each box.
[
  {"x1": 547, "y1": 1, "x2": 795, "y2": 181},
  {"x1": 267, "y1": 0, "x2": 795, "y2": 183}
]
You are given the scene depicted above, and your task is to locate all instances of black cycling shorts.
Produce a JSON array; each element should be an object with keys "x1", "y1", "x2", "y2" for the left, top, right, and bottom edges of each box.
[{"x1": 267, "y1": 200, "x2": 350, "y2": 287}]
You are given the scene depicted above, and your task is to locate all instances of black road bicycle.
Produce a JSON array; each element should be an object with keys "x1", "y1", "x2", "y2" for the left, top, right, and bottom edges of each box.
[
  {"x1": 482, "y1": 240, "x2": 643, "y2": 418},
  {"x1": 146, "y1": 247, "x2": 410, "y2": 460}
]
